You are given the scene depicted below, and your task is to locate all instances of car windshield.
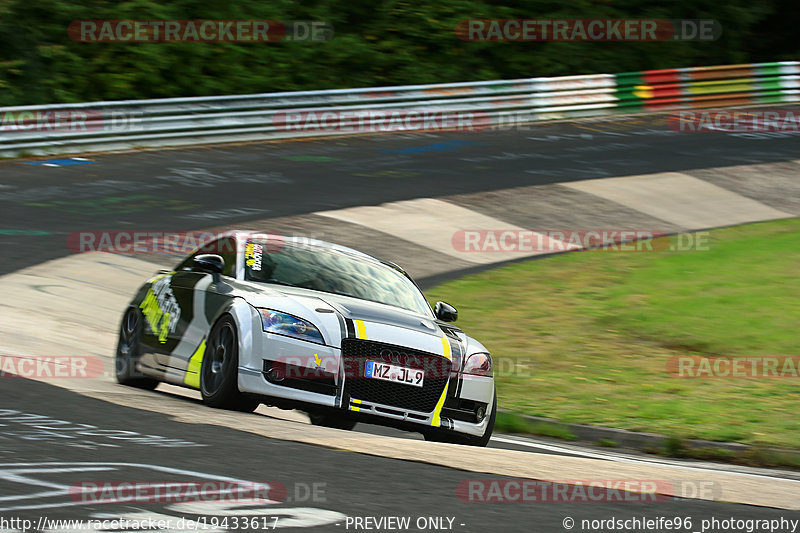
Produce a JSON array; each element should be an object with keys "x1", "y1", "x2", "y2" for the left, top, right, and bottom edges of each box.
[{"x1": 243, "y1": 239, "x2": 432, "y2": 316}]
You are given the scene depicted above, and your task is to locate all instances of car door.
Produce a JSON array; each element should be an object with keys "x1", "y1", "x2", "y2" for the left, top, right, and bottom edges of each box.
[
  {"x1": 137, "y1": 270, "x2": 187, "y2": 369},
  {"x1": 158, "y1": 236, "x2": 239, "y2": 374}
]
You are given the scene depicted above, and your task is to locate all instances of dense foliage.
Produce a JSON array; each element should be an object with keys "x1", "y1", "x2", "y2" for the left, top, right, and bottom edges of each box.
[{"x1": 1, "y1": 0, "x2": 797, "y2": 105}]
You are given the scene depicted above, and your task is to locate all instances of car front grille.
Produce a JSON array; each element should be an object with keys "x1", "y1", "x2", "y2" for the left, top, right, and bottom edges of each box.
[{"x1": 342, "y1": 338, "x2": 451, "y2": 413}]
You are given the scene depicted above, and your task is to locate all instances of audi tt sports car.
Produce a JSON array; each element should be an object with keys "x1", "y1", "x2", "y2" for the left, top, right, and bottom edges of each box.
[{"x1": 116, "y1": 232, "x2": 496, "y2": 446}]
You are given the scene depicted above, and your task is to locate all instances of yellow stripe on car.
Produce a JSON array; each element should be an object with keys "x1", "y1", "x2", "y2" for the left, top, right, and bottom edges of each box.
[
  {"x1": 354, "y1": 320, "x2": 367, "y2": 339},
  {"x1": 440, "y1": 336, "x2": 452, "y2": 361},
  {"x1": 350, "y1": 398, "x2": 361, "y2": 412},
  {"x1": 183, "y1": 338, "x2": 206, "y2": 389},
  {"x1": 430, "y1": 382, "x2": 449, "y2": 427}
]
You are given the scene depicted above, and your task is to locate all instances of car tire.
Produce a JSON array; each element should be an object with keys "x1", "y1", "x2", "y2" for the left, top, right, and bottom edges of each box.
[
  {"x1": 307, "y1": 412, "x2": 357, "y2": 431},
  {"x1": 200, "y1": 315, "x2": 260, "y2": 413},
  {"x1": 115, "y1": 308, "x2": 159, "y2": 390},
  {"x1": 424, "y1": 390, "x2": 497, "y2": 447}
]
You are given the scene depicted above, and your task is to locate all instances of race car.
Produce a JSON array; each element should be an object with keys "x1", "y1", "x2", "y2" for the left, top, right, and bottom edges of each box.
[{"x1": 115, "y1": 232, "x2": 496, "y2": 446}]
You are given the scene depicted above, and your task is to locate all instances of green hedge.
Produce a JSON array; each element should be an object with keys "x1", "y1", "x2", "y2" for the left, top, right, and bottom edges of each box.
[{"x1": 0, "y1": 0, "x2": 797, "y2": 106}]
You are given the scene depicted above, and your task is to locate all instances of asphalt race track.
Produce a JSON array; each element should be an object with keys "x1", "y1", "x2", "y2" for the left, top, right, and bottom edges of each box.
[
  {"x1": 3, "y1": 378, "x2": 799, "y2": 532},
  {"x1": 1, "y1": 113, "x2": 800, "y2": 531},
  {"x1": 1, "y1": 113, "x2": 799, "y2": 276}
]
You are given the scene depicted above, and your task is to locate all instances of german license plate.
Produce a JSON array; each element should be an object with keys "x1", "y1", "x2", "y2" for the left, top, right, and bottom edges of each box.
[{"x1": 365, "y1": 360, "x2": 424, "y2": 387}]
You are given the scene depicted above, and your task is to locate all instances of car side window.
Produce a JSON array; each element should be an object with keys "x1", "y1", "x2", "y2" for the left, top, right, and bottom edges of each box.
[{"x1": 175, "y1": 237, "x2": 237, "y2": 277}]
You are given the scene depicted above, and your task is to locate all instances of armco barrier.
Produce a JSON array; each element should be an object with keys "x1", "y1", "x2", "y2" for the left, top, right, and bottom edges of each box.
[
  {"x1": 615, "y1": 62, "x2": 800, "y2": 110},
  {"x1": 0, "y1": 61, "x2": 797, "y2": 157}
]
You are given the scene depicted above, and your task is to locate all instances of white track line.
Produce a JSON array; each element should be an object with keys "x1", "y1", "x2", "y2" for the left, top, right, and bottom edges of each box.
[{"x1": 491, "y1": 436, "x2": 800, "y2": 482}]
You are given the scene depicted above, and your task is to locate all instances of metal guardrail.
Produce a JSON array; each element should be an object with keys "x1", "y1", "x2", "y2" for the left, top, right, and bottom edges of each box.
[{"x1": 0, "y1": 62, "x2": 797, "y2": 157}]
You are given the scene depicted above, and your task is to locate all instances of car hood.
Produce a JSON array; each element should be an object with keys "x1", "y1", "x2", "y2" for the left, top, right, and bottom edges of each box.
[{"x1": 225, "y1": 279, "x2": 455, "y2": 355}]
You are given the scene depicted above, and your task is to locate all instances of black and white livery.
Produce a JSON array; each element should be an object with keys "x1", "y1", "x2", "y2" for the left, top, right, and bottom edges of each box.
[{"x1": 116, "y1": 233, "x2": 496, "y2": 445}]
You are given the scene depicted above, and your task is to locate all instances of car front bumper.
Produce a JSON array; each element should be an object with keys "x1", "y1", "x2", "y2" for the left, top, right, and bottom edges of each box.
[{"x1": 238, "y1": 330, "x2": 495, "y2": 437}]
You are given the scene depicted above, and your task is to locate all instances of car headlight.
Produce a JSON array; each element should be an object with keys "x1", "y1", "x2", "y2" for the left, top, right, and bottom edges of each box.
[
  {"x1": 257, "y1": 308, "x2": 325, "y2": 345},
  {"x1": 463, "y1": 353, "x2": 492, "y2": 376}
]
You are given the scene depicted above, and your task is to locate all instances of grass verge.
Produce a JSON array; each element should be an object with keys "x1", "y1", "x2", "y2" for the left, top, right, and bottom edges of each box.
[
  {"x1": 427, "y1": 219, "x2": 800, "y2": 449},
  {"x1": 494, "y1": 412, "x2": 577, "y2": 441}
]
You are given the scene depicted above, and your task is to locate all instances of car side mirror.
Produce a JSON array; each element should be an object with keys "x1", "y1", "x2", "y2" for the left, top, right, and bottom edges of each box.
[
  {"x1": 193, "y1": 254, "x2": 224, "y2": 276},
  {"x1": 434, "y1": 301, "x2": 458, "y2": 322}
]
